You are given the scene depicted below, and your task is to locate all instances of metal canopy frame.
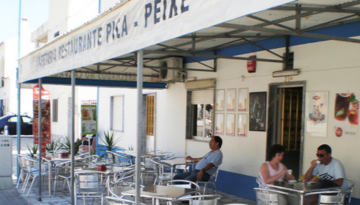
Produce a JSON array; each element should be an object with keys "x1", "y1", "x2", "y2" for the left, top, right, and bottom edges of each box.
[{"x1": 43, "y1": 0, "x2": 360, "y2": 82}]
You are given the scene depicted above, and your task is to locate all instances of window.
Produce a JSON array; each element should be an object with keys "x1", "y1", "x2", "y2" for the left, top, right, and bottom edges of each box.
[
  {"x1": 146, "y1": 95, "x2": 155, "y2": 136},
  {"x1": 110, "y1": 96, "x2": 124, "y2": 131},
  {"x1": 8, "y1": 117, "x2": 17, "y2": 122},
  {"x1": 22, "y1": 117, "x2": 32, "y2": 123},
  {"x1": 186, "y1": 89, "x2": 214, "y2": 139},
  {"x1": 52, "y1": 99, "x2": 58, "y2": 122}
]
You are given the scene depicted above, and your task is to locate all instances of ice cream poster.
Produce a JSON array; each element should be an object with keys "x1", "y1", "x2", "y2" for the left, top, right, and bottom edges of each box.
[
  {"x1": 305, "y1": 91, "x2": 328, "y2": 137},
  {"x1": 215, "y1": 113, "x2": 224, "y2": 134},
  {"x1": 333, "y1": 92, "x2": 359, "y2": 137}
]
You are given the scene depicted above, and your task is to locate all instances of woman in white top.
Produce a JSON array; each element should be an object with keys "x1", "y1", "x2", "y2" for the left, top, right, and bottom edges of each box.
[{"x1": 259, "y1": 144, "x2": 297, "y2": 204}]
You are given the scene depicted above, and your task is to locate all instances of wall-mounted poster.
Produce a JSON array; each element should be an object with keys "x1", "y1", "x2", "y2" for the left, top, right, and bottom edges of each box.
[
  {"x1": 226, "y1": 114, "x2": 235, "y2": 136},
  {"x1": 227, "y1": 89, "x2": 236, "y2": 111},
  {"x1": 249, "y1": 92, "x2": 267, "y2": 131},
  {"x1": 333, "y1": 92, "x2": 359, "y2": 137},
  {"x1": 238, "y1": 88, "x2": 248, "y2": 111},
  {"x1": 216, "y1": 90, "x2": 225, "y2": 111},
  {"x1": 237, "y1": 114, "x2": 247, "y2": 137},
  {"x1": 305, "y1": 91, "x2": 328, "y2": 137},
  {"x1": 215, "y1": 113, "x2": 224, "y2": 134}
]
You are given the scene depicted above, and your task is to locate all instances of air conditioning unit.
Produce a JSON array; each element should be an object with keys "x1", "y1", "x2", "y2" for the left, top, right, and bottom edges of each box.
[{"x1": 158, "y1": 57, "x2": 186, "y2": 82}]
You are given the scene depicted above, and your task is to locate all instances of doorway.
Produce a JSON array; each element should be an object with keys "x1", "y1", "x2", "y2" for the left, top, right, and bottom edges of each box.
[{"x1": 267, "y1": 82, "x2": 305, "y2": 179}]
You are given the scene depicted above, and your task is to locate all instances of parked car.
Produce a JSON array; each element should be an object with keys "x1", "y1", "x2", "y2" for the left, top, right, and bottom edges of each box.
[{"x1": 0, "y1": 115, "x2": 33, "y2": 135}]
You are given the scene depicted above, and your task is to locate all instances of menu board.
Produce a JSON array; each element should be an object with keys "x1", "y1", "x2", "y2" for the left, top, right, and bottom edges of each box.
[{"x1": 81, "y1": 105, "x2": 97, "y2": 135}]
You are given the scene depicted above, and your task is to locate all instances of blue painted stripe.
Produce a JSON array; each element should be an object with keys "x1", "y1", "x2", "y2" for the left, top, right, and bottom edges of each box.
[
  {"x1": 216, "y1": 170, "x2": 360, "y2": 203},
  {"x1": 23, "y1": 77, "x2": 167, "y2": 89},
  {"x1": 217, "y1": 170, "x2": 258, "y2": 201},
  {"x1": 186, "y1": 21, "x2": 360, "y2": 63}
]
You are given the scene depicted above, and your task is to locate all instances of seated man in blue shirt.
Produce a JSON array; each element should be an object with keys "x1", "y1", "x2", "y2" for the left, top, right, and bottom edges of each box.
[{"x1": 173, "y1": 136, "x2": 223, "y2": 182}]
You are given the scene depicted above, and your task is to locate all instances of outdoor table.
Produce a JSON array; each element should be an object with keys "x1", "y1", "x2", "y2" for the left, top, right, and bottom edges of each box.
[
  {"x1": 120, "y1": 150, "x2": 166, "y2": 158},
  {"x1": 120, "y1": 184, "x2": 198, "y2": 205},
  {"x1": 161, "y1": 158, "x2": 196, "y2": 178},
  {"x1": 41, "y1": 155, "x2": 84, "y2": 196},
  {"x1": 266, "y1": 181, "x2": 340, "y2": 204}
]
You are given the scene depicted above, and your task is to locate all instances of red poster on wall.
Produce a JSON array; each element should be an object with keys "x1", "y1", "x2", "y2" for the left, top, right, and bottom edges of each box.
[{"x1": 33, "y1": 85, "x2": 51, "y2": 151}]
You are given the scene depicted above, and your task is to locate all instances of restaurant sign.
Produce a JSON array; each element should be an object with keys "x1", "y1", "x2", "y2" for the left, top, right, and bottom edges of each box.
[{"x1": 19, "y1": 0, "x2": 295, "y2": 83}]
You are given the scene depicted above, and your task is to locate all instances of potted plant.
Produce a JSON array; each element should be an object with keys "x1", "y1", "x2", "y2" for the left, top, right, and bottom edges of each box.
[
  {"x1": 61, "y1": 137, "x2": 82, "y2": 156},
  {"x1": 100, "y1": 131, "x2": 121, "y2": 163},
  {"x1": 27, "y1": 144, "x2": 38, "y2": 158},
  {"x1": 45, "y1": 140, "x2": 62, "y2": 154}
]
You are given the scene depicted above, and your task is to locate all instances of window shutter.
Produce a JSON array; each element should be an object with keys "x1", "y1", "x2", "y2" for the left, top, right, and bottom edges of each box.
[
  {"x1": 191, "y1": 89, "x2": 214, "y2": 104},
  {"x1": 111, "y1": 96, "x2": 124, "y2": 131}
]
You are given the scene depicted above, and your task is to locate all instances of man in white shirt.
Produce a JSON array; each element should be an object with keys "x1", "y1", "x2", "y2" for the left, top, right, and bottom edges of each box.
[
  {"x1": 304, "y1": 144, "x2": 348, "y2": 204},
  {"x1": 173, "y1": 136, "x2": 223, "y2": 182}
]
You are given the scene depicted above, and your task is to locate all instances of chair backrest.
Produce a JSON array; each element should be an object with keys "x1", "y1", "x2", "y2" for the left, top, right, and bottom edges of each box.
[
  {"x1": 106, "y1": 151, "x2": 116, "y2": 164},
  {"x1": 75, "y1": 172, "x2": 101, "y2": 193},
  {"x1": 22, "y1": 156, "x2": 38, "y2": 172},
  {"x1": 210, "y1": 166, "x2": 220, "y2": 182},
  {"x1": 254, "y1": 188, "x2": 279, "y2": 205},
  {"x1": 319, "y1": 194, "x2": 345, "y2": 205},
  {"x1": 165, "y1": 179, "x2": 200, "y2": 190},
  {"x1": 144, "y1": 157, "x2": 154, "y2": 169},
  {"x1": 113, "y1": 152, "x2": 133, "y2": 167},
  {"x1": 106, "y1": 196, "x2": 146, "y2": 205},
  {"x1": 342, "y1": 178, "x2": 355, "y2": 204},
  {"x1": 177, "y1": 194, "x2": 221, "y2": 205},
  {"x1": 109, "y1": 181, "x2": 135, "y2": 198},
  {"x1": 151, "y1": 158, "x2": 169, "y2": 178}
]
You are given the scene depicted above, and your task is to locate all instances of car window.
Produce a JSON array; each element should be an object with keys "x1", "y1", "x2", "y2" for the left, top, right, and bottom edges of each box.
[
  {"x1": 8, "y1": 117, "x2": 18, "y2": 123},
  {"x1": 22, "y1": 117, "x2": 32, "y2": 123}
]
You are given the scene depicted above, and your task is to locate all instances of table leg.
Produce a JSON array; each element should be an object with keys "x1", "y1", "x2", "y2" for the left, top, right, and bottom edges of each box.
[
  {"x1": 300, "y1": 195, "x2": 303, "y2": 205},
  {"x1": 170, "y1": 166, "x2": 174, "y2": 178}
]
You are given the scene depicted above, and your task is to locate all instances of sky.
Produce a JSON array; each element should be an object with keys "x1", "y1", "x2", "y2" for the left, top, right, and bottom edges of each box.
[{"x1": 0, "y1": 0, "x2": 49, "y2": 42}]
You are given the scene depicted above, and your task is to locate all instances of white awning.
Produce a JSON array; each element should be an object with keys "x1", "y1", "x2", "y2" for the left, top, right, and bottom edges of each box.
[{"x1": 18, "y1": 0, "x2": 295, "y2": 83}]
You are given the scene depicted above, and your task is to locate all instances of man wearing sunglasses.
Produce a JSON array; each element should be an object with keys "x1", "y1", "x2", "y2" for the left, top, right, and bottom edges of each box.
[{"x1": 304, "y1": 144, "x2": 347, "y2": 189}]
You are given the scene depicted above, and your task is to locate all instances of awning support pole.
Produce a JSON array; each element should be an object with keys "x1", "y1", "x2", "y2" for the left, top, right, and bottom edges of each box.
[
  {"x1": 135, "y1": 50, "x2": 143, "y2": 205},
  {"x1": 70, "y1": 70, "x2": 75, "y2": 205},
  {"x1": 16, "y1": 0, "x2": 22, "y2": 181}
]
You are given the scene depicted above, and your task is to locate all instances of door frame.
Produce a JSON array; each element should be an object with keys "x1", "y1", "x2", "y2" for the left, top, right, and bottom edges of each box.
[{"x1": 267, "y1": 81, "x2": 306, "y2": 176}]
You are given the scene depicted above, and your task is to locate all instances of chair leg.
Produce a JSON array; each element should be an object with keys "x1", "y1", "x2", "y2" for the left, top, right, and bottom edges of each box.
[
  {"x1": 16, "y1": 170, "x2": 24, "y2": 188},
  {"x1": 27, "y1": 176, "x2": 38, "y2": 196},
  {"x1": 54, "y1": 176, "x2": 58, "y2": 196},
  {"x1": 213, "y1": 183, "x2": 218, "y2": 194},
  {"x1": 22, "y1": 173, "x2": 31, "y2": 193}
]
